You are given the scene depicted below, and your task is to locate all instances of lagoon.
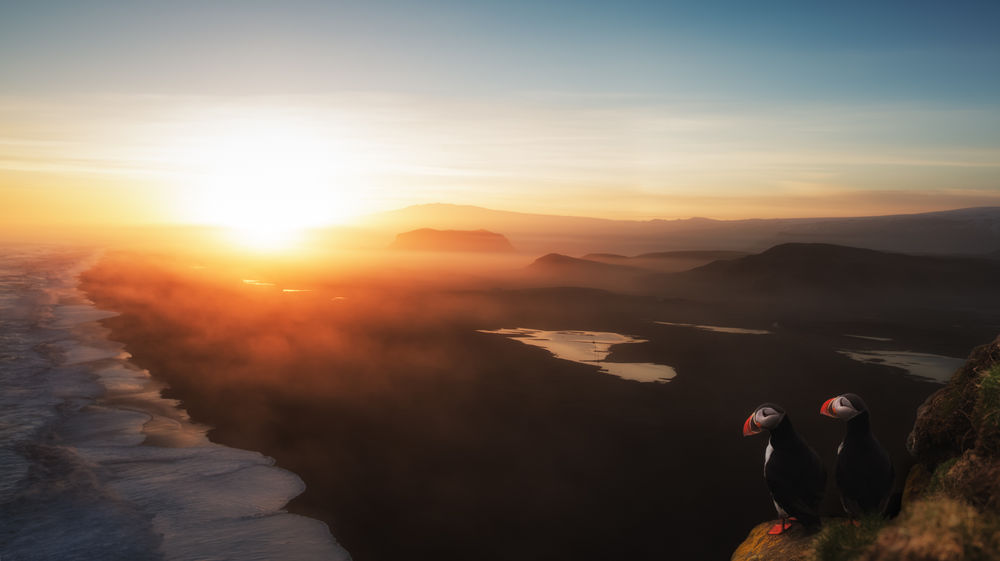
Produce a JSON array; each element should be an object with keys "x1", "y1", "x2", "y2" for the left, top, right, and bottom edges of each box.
[{"x1": 479, "y1": 328, "x2": 677, "y2": 383}]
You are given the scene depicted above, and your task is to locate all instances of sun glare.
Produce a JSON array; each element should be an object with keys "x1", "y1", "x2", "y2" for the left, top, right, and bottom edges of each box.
[{"x1": 176, "y1": 115, "x2": 365, "y2": 250}]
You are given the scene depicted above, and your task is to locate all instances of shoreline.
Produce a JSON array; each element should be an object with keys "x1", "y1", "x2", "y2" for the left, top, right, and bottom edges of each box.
[
  {"x1": 67, "y1": 254, "x2": 353, "y2": 561},
  {"x1": 0, "y1": 247, "x2": 350, "y2": 561}
]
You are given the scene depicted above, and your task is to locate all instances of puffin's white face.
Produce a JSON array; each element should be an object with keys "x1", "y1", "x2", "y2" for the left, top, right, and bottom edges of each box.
[
  {"x1": 821, "y1": 395, "x2": 861, "y2": 420},
  {"x1": 754, "y1": 406, "x2": 784, "y2": 430},
  {"x1": 743, "y1": 404, "x2": 785, "y2": 436}
]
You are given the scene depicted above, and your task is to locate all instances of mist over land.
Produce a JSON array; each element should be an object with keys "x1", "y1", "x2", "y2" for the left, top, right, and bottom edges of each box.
[{"x1": 65, "y1": 205, "x2": 1000, "y2": 560}]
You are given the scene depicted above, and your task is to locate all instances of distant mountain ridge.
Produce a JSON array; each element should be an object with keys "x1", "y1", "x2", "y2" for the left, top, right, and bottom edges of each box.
[
  {"x1": 663, "y1": 243, "x2": 1000, "y2": 310},
  {"x1": 367, "y1": 204, "x2": 1000, "y2": 256},
  {"x1": 685, "y1": 243, "x2": 1000, "y2": 288},
  {"x1": 521, "y1": 243, "x2": 1000, "y2": 311}
]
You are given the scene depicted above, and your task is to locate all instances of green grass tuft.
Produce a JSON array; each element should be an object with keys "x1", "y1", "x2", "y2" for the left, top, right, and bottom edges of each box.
[
  {"x1": 811, "y1": 516, "x2": 886, "y2": 561},
  {"x1": 928, "y1": 457, "x2": 959, "y2": 493},
  {"x1": 938, "y1": 381, "x2": 964, "y2": 418},
  {"x1": 977, "y1": 364, "x2": 1000, "y2": 431}
]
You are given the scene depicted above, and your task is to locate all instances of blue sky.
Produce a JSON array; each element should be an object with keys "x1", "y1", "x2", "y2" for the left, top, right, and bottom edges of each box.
[{"x1": 2, "y1": 0, "x2": 998, "y2": 101}]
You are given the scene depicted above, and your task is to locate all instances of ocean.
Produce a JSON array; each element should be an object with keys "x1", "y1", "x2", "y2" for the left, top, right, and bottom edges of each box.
[{"x1": 0, "y1": 246, "x2": 351, "y2": 561}]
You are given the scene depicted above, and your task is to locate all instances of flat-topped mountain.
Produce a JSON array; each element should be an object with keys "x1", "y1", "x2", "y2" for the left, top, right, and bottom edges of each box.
[{"x1": 389, "y1": 228, "x2": 515, "y2": 252}]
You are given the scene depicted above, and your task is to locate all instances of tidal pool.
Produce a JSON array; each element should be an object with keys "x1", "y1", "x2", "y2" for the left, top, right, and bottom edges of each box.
[
  {"x1": 479, "y1": 328, "x2": 677, "y2": 383},
  {"x1": 837, "y1": 349, "x2": 964, "y2": 383},
  {"x1": 844, "y1": 334, "x2": 894, "y2": 342},
  {"x1": 654, "y1": 321, "x2": 771, "y2": 335}
]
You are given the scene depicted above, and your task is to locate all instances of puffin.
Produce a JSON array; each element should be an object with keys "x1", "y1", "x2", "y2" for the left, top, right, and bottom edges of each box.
[
  {"x1": 820, "y1": 393, "x2": 894, "y2": 518},
  {"x1": 743, "y1": 403, "x2": 826, "y2": 534}
]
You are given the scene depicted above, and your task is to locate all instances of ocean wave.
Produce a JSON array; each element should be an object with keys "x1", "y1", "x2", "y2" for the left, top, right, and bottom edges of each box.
[{"x1": 0, "y1": 246, "x2": 351, "y2": 561}]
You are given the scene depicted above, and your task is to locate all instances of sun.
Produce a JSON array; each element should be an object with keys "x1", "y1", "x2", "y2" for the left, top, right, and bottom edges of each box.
[{"x1": 177, "y1": 116, "x2": 364, "y2": 250}]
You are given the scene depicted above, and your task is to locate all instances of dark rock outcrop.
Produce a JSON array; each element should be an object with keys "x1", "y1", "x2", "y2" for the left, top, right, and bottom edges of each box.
[
  {"x1": 905, "y1": 335, "x2": 1000, "y2": 517},
  {"x1": 908, "y1": 336, "x2": 1000, "y2": 467}
]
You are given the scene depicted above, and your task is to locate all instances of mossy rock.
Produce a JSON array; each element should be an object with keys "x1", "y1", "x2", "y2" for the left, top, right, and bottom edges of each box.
[
  {"x1": 908, "y1": 337, "x2": 1000, "y2": 513},
  {"x1": 858, "y1": 496, "x2": 1000, "y2": 561},
  {"x1": 730, "y1": 520, "x2": 814, "y2": 561},
  {"x1": 812, "y1": 517, "x2": 885, "y2": 561},
  {"x1": 973, "y1": 364, "x2": 1000, "y2": 455},
  {"x1": 908, "y1": 336, "x2": 1000, "y2": 466},
  {"x1": 901, "y1": 463, "x2": 932, "y2": 506},
  {"x1": 943, "y1": 452, "x2": 1000, "y2": 511}
]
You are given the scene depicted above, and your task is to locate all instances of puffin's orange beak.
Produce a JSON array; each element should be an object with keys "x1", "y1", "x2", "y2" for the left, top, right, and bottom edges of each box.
[
  {"x1": 820, "y1": 397, "x2": 837, "y2": 418},
  {"x1": 743, "y1": 413, "x2": 762, "y2": 436}
]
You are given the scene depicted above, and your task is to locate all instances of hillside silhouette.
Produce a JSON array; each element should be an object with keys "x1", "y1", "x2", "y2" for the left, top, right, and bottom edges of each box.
[
  {"x1": 581, "y1": 250, "x2": 748, "y2": 272},
  {"x1": 525, "y1": 253, "x2": 652, "y2": 291},
  {"x1": 675, "y1": 243, "x2": 1000, "y2": 297}
]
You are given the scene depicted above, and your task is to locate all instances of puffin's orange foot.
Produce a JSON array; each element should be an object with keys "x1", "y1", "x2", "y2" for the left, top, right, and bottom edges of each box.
[{"x1": 767, "y1": 520, "x2": 794, "y2": 535}]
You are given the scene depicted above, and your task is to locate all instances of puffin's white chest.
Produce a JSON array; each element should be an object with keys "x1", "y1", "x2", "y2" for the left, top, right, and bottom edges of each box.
[
  {"x1": 765, "y1": 442, "x2": 789, "y2": 518},
  {"x1": 837, "y1": 441, "x2": 845, "y2": 455}
]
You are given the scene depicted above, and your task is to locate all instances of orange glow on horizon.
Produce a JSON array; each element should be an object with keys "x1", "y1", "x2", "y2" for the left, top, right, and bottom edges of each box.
[{"x1": 3, "y1": 95, "x2": 1000, "y2": 237}]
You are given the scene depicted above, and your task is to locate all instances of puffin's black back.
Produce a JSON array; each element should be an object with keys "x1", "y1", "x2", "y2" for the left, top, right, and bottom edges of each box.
[
  {"x1": 836, "y1": 410, "x2": 894, "y2": 516},
  {"x1": 764, "y1": 415, "x2": 826, "y2": 529}
]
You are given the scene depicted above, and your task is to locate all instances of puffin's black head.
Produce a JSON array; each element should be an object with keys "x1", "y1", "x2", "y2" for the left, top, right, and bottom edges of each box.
[
  {"x1": 820, "y1": 393, "x2": 868, "y2": 420},
  {"x1": 742, "y1": 403, "x2": 786, "y2": 436}
]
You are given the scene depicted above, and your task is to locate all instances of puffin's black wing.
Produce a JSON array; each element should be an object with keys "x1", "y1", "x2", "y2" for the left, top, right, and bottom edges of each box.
[
  {"x1": 765, "y1": 443, "x2": 827, "y2": 528},
  {"x1": 836, "y1": 436, "x2": 894, "y2": 516}
]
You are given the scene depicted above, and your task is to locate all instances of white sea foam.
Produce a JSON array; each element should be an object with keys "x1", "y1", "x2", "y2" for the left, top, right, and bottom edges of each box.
[
  {"x1": 0, "y1": 246, "x2": 351, "y2": 561},
  {"x1": 479, "y1": 328, "x2": 677, "y2": 383}
]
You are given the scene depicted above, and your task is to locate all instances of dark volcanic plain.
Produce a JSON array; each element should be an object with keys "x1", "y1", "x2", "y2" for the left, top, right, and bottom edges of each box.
[{"x1": 80, "y1": 246, "x2": 1000, "y2": 561}]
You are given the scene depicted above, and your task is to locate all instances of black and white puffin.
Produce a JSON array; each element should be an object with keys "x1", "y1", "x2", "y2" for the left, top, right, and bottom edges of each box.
[
  {"x1": 820, "y1": 393, "x2": 894, "y2": 518},
  {"x1": 743, "y1": 403, "x2": 826, "y2": 534}
]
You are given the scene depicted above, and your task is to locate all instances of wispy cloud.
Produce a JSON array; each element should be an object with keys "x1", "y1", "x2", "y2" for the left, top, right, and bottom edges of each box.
[{"x1": 1, "y1": 93, "x2": 998, "y2": 221}]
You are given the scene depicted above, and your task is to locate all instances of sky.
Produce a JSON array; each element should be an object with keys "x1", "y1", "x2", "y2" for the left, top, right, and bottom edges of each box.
[{"x1": 1, "y1": 0, "x2": 999, "y2": 230}]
